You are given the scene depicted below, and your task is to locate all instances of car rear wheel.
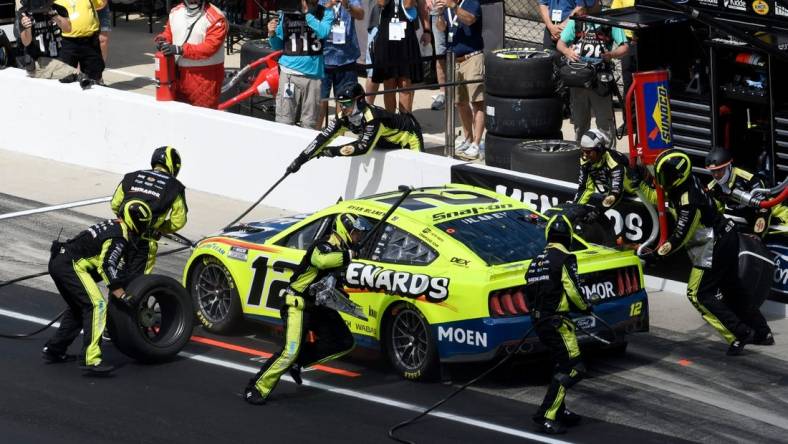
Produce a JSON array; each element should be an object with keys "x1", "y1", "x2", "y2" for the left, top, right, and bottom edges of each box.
[
  {"x1": 189, "y1": 256, "x2": 243, "y2": 334},
  {"x1": 386, "y1": 304, "x2": 438, "y2": 381}
]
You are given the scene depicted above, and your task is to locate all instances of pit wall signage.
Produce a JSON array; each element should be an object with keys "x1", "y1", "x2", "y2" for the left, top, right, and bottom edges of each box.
[{"x1": 450, "y1": 163, "x2": 788, "y2": 304}]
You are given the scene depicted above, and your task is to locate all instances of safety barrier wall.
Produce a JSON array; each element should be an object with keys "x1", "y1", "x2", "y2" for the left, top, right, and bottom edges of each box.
[{"x1": 0, "y1": 68, "x2": 461, "y2": 212}]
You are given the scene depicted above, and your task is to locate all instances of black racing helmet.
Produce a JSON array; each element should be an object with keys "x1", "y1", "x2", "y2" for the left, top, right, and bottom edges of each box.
[
  {"x1": 705, "y1": 146, "x2": 733, "y2": 171},
  {"x1": 151, "y1": 146, "x2": 182, "y2": 177},
  {"x1": 545, "y1": 214, "x2": 574, "y2": 247},
  {"x1": 654, "y1": 149, "x2": 692, "y2": 190},
  {"x1": 122, "y1": 200, "x2": 153, "y2": 234},
  {"x1": 336, "y1": 83, "x2": 366, "y2": 109},
  {"x1": 334, "y1": 213, "x2": 373, "y2": 248}
]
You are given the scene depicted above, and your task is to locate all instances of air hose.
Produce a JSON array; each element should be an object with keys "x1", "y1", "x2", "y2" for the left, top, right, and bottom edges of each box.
[{"x1": 387, "y1": 311, "x2": 616, "y2": 444}]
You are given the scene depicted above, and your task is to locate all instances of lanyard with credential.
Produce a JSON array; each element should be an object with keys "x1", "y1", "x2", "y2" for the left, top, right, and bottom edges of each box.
[{"x1": 446, "y1": 0, "x2": 465, "y2": 39}]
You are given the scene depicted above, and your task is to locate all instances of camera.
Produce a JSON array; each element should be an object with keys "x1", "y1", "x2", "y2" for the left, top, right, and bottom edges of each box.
[
  {"x1": 20, "y1": 0, "x2": 55, "y2": 14},
  {"x1": 274, "y1": 0, "x2": 302, "y2": 12}
]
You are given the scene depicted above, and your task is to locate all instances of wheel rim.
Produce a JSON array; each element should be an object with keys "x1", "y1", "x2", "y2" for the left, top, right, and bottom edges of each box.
[
  {"x1": 195, "y1": 263, "x2": 234, "y2": 323},
  {"x1": 520, "y1": 140, "x2": 578, "y2": 153},
  {"x1": 391, "y1": 309, "x2": 429, "y2": 371},
  {"x1": 495, "y1": 48, "x2": 551, "y2": 60},
  {"x1": 135, "y1": 289, "x2": 185, "y2": 347}
]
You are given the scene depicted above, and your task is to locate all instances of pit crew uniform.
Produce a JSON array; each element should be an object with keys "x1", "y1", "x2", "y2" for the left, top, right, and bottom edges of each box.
[
  {"x1": 44, "y1": 219, "x2": 138, "y2": 368},
  {"x1": 707, "y1": 167, "x2": 772, "y2": 236},
  {"x1": 289, "y1": 104, "x2": 423, "y2": 171},
  {"x1": 574, "y1": 148, "x2": 640, "y2": 210},
  {"x1": 651, "y1": 150, "x2": 770, "y2": 354},
  {"x1": 110, "y1": 168, "x2": 187, "y2": 275},
  {"x1": 245, "y1": 231, "x2": 354, "y2": 404},
  {"x1": 525, "y1": 215, "x2": 590, "y2": 433},
  {"x1": 157, "y1": 2, "x2": 227, "y2": 108}
]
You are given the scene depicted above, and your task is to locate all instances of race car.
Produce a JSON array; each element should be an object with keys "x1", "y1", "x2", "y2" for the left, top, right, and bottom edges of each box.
[{"x1": 182, "y1": 184, "x2": 649, "y2": 380}]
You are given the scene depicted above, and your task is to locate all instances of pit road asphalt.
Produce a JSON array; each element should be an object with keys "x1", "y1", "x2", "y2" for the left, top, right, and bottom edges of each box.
[{"x1": 1, "y1": 150, "x2": 787, "y2": 444}]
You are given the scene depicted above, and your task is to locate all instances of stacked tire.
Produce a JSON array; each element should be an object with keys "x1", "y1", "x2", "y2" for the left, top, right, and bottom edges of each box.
[{"x1": 483, "y1": 48, "x2": 564, "y2": 170}]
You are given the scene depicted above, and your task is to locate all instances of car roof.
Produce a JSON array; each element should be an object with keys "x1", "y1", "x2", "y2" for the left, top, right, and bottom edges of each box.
[{"x1": 331, "y1": 184, "x2": 526, "y2": 226}]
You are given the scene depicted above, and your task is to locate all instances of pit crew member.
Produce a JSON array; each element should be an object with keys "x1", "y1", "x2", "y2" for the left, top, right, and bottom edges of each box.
[
  {"x1": 244, "y1": 213, "x2": 372, "y2": 404},
  {"x1": 43, "y1": 201, "x2": 153, "y2": 374},
  {"x1": 287, "y1": 83, "x2": 423, "y2": 173},
  {"x1": 525, "y1": 214, "x2": 590, "y2": 434},
  {"x1": 110, "y1": 146, "x2": 187, "y2": 276}
]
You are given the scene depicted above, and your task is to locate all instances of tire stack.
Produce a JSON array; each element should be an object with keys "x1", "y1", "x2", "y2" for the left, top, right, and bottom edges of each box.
[{"x1": 483, "y1": 48, "x2": 564, "y2": 170}]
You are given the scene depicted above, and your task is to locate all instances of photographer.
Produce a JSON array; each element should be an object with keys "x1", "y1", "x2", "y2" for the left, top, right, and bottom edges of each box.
[
  {"x1": 556, "y1": 0, "x2": 628, "y2": 143},
  {"x1": 14, "y1": 0, "x2": 79, "y2": 79},
  {"x1": 268, "y1": 0, "x2": 336, "y2": 129}
]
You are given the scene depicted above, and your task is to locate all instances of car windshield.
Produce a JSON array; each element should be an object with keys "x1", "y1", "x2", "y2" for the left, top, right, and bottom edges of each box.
[{"x1": 435, "y1": 210, "x2": 546, "y2": 265}]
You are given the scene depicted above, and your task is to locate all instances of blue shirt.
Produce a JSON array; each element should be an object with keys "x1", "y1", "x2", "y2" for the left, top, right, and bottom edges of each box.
[
  {"x1": 269, "y1": 8, "x2": 336, "y2": 78},
  {"x1": 445, "y1": 0, "x2": 483, "y2": 56},
  {"x1": 538, "y1": 0, "x2": 593, "y2": 24},
  {"x1": 320, "y1": 0, "x2": 362, "y2": 68}
]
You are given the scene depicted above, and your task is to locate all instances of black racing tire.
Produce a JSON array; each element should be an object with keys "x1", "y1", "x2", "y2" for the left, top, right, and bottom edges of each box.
[
  {"x1": 189, "y1": 256, "x2": 243, "y2": 334},
  {"x1": 385, "y1": 303, "x2": 438, "y2": 381},
  {"x1": 484, "y1": 48, "x2": 557, "y2": 98},
  {"x1": 510, "y1": 139, "x2": 581, "y2": 182},
  {"x1": 484, "y1": 132, "x2": 563, "y2": 170},
  {"x1": 107, "y1": 274, "x2": 194, "y2": 363},
  {"x1": 484, "y1": 95, "x2": 563, "y2": 138}
]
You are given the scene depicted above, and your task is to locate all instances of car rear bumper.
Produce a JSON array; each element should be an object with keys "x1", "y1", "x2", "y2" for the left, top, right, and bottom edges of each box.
[{"x1": 435, "y1": 290, "x2": 649, "y2": 363}]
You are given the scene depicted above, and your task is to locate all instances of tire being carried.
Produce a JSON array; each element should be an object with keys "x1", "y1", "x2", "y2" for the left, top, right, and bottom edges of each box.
[{"x1": 107, "y1": 274, "x2": 194, "y2": 363}]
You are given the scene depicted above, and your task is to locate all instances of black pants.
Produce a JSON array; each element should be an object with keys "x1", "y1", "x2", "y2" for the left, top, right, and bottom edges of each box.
[
  {"x1": 533, "y1": 316, "x2": 584, "y2": 422},
  {"x1": 247, "y1": 295, "x2": 354, "y2": 399},
  {"x1": 687, "y1": 229, "x2": 769, "y2": 343},
  {"x1": 542, "y1": 28, "x2": 558, "y2": 51},
  {"x1": 45, "y1": 250, "x2": 107, "y2": 366},
  {"x1": 58, "y1": 34, "x2": 104, "y2": 81}
]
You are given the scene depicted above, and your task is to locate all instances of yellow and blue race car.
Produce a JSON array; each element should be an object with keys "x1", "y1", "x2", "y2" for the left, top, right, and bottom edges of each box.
[{"x1": 182, "y1": 184, "x2": 648, "y2": 380}]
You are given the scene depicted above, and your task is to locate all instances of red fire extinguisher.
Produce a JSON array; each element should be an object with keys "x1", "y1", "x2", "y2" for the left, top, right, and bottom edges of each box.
[{"x1": 154, "y1": 51, "x2": 176, "y2": 101}]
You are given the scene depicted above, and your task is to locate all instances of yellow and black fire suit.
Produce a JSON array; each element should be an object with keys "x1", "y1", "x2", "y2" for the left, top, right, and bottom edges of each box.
[
  {"x1": 707, "y1": 167, "x2": 772, "y2": 236},
  {"x1": 525, "y1": 242, "x2": 589, "y2": 424},
  {"x1": 574, "y1": 149, "x2": 640, "y2": 210},
  {"x1": 652, "y1": 175, "x2": 770, "y2": 346},
  {"x1": 245, "y1": 233, "x2": 354, "y2": 402},
  {"x1": 110, "y1": 167, "x2": 187, "y2": 274},
  {"x1": 290, "y1": 105, "x2": 423, "y2": 172},
  {"x1": 45, "y1": 219, "x2": 138, "y2": 367}
]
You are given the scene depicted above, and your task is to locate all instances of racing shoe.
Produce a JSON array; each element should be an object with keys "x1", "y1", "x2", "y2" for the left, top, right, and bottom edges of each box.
[
  {"x1": 753, "y1": 332, "x2": 775, "y2": 346},
  {"x1": 243, "y1": 387, "x2": 267, "y2": 405},
  {"x1": 537, "y1": 419, "x2": 566, "y2": 435},
  {"x1": 42, "y1": 346, "x2": 76, "y2": 364},
  {"x1": 80, "y1": 361, "x2": 115, "y2": 375},
  {"x1": 562, "y1": 409, "x2": 582, "y2": 426},
  {"x1": 289, "y1": 364, "x2": 303, "y2": 385},
  {"x1": 727, "y1": 330, "x2": 755, "y2": 356}
]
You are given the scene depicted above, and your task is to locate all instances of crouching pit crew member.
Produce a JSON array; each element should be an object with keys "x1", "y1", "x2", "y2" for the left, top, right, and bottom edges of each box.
[
  {"x1": 525, "y1": 214, "x2": 591, "y2": 434},
  {"x1": 110, "y1": 146, "x2": 187, "y2": 276},
  {"x1": 705, "y1": 146, "x2": 773, "y2": 238},
  {"x1": 43, "y1": 201, "x2": 153, "y2": 374},
  {"x1": 286, "y1": 83, "x2": 423, "y2": 173},
  {"x1": 648, "y1": 150, "x2": 772, "y2": 355},
  {"x1": 573, "y1": 128, "x2": 647, "y2": 220},
  {"x1": 244, "y1": 214, "x2": 372, "y2": 404}
]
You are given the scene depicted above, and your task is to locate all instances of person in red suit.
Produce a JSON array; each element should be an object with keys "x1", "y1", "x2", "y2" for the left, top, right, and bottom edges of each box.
[{"x1": 155, "y1": 0, "x2": 227, "y2": 109}]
